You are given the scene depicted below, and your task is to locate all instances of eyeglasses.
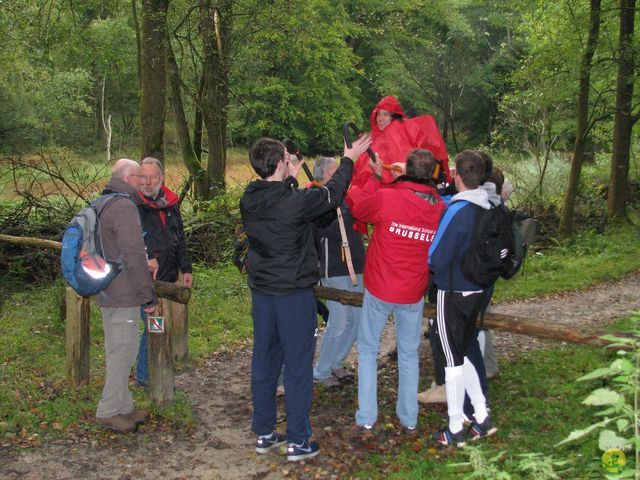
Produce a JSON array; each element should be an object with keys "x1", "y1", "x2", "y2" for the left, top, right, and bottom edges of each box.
[{"x1": 140, "y1": 175, "x2": 161, "y2": 181}]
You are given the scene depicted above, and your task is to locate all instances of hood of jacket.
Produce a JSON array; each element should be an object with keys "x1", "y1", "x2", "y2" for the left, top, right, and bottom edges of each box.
[
  {"x1": 451, "y1": 188, "x2": 491, "y2": 209},
  {"x1": 479, "y1": 181, "x2": 502, "y2": 207},
  {"x1": 370, "y1": 96, "x2": 406, "y2": 135}
]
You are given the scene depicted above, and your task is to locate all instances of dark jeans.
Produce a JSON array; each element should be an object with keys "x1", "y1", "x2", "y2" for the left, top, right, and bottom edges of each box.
[{"x1": 251, "y1": 288, "x2": 317, "y2": 444}]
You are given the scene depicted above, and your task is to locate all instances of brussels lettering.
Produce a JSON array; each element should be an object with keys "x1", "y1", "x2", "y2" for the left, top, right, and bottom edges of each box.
[{"x1": 388, "y1": 222, "x2": 435, "y2": 242}]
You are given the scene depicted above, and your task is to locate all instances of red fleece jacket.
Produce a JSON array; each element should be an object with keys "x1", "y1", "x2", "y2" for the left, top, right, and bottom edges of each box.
[{"x1": 352, "y1": 176, "x2": 445, "y2": 304}]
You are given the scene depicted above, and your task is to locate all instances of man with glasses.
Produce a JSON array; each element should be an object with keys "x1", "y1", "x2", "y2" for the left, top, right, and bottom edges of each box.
[
  {"x1": 95, "y1": 158, "x2": 157, "y2": 432},
  {"x1": 134, "y1": 157, "x2": 193, "y2": 388}
]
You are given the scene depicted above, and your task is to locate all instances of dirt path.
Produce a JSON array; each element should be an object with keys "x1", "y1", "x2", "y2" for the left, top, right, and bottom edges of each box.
[{"x1": 1, "y1": 272, "x2": 639, "y2": 479}]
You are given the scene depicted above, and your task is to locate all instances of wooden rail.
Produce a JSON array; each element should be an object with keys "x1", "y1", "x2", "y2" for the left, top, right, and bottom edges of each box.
[{"x1": 314, "y1": 286, "x2": 626, "y2": 349}]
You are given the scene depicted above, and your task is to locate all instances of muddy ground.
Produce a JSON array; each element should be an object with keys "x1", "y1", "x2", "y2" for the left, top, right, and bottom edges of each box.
[{"x1": 1, "y1": 271, "x2": 638, "y2": 479}]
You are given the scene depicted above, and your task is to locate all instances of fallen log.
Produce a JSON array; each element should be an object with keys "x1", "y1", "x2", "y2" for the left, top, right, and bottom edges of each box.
[
  {"x1": 0, "y1": 234, "x2": 190, "y2": 303},
  {"x1": 313, "y1": 285, "x2": 625, "y2": 349},
  {"x1": 0, "y1": 233, "x2": 62, "y2": 251}
]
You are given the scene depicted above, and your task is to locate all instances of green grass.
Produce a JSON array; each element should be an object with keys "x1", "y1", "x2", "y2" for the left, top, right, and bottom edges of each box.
[
  {"x1": 357, "y1": 341, "x2": 633, "y2": 479},
  {"x1": 0, "y1": 263, "x2": 249, "y2": 445},
  {"x1": 188, "y1": 263, "x2": 252, "y2": 357}
]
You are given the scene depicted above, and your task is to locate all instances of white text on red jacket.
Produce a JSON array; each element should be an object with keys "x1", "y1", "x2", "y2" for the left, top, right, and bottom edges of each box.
[{"x1": 388, "y1": 222, "x2": 436, "y2": 242}]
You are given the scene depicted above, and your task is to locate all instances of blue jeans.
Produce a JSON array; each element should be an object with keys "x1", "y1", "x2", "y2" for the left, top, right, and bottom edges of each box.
[
  {"x1": 251, "y1": 289, "x2": 317, "y2": 444},
  {"x1": 313, "y1": 274, "x2": 363, "y2": 379},
  {"x1": 356, "y1": 289, "x2": 423, "y2": 428},
  {"x1": 135, "y1": 309, "x2": 149, "y2": 384}
]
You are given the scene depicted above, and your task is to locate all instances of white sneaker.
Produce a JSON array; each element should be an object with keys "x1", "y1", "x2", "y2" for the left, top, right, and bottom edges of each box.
[{"x1": 418, "y1": 381, "x2": 446, "y2": 404}]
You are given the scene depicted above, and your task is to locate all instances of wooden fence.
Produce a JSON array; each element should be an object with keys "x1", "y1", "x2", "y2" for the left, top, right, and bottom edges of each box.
[{"x1": 2, "y1": 233, "x2": 626, "y2": 408}]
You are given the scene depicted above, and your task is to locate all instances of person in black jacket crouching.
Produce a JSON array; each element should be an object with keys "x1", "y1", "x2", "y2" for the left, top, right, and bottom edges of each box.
[{"x1": 241, "y1": 136, "x2": 371, "y2": 462}]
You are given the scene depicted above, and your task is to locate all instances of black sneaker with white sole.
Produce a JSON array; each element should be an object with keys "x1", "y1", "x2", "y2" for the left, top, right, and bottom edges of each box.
[
  {"x1": 432, "y1": 426, "x2": 467, "y2": 448},
  {"x1": 468, "y1": 416, "x2": 498, "y2": 441},
  {"x1": 286, "y1": 440, "x2": 320, "y2": 461},
  {"x1": 255, "y1": 431, "x2": 286, "y2": 454}
]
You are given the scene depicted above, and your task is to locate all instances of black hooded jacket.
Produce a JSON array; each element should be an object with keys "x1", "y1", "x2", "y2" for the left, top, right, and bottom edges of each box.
[
  {"x1": 136, "y1": 186, "x2": 192, "y2": 283},
  {"x1": 314, "y1": 200, "x2": 365, "y2": 279},
  {"x1": 240, "y1": 157, "x2": 354, "y2": 295}
]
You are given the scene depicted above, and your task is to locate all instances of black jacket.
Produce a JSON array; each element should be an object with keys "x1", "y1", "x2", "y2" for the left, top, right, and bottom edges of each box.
[
  {"x1": 315, "y1": 201, "x2": 365, "y2": 279},
  {"x1": 137, "y1": 186, "x2": 192, "y2": 283},
  {"x1": 240, "y1": 157, "x2": 354, "y2": 295}
]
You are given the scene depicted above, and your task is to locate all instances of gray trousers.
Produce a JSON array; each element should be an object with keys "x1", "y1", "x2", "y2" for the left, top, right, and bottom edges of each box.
[
  {"x1": 479, "y1": 329, "x2": 499, "y2": 377},
  {"x1": 97, "y1": 306, "x2": 140, "y2": 418}
]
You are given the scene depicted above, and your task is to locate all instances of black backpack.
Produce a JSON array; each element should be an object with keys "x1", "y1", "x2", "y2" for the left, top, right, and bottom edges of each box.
[{"x1": 460, "y1": 203, "x2": 516, "y2": 288}]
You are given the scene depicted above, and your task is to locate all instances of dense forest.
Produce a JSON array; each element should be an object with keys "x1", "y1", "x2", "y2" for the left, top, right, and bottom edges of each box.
[{"x1": 0, "y1": 0, "x2": 638, "y2": 229}]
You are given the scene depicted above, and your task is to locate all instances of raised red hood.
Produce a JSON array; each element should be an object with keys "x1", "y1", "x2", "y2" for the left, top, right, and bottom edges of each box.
[
  {"x1": 350, "y1": 97, "x2": 450, "y2": 192},
  {"x1": 370, "y1": 96, "x2": 407, "y2": 138}
]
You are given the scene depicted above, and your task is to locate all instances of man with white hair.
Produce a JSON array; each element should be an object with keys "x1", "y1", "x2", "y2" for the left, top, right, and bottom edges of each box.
[
  {"x1": 94, "y1": 158, "x2": 157, "y2": 433},
  {"x1": 134, "y1": 157, "x2": 193, "y2": 387},
  {"x1": 312, "y1": 157, "x2": 365, "y2": 388}
]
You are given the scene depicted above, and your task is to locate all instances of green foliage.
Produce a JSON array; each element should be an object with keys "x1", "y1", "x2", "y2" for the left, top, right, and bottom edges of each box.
[
  {"x1": 230, "y1": 0, "x2": 363, "y2": 152},
  {"x1": 493, "y1": 224, "x2": 640, "y2": 302},
  {"x1": 556, "y1": 313, "x2": 639, "y2": 460},
  {"x1": 360, "y1": 0, "x2": 520, "y2": 149},
  {"x1": 449, "y1": 448, "x2": 512, "y2": 479},
  {"x1": 0, "y1": 0, "x2": 137, "y2": 152}
]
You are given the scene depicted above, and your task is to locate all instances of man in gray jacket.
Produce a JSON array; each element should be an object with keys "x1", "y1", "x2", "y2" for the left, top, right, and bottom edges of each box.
[{"x1": 94, "y1": 158, "x2": 158, "y2": 433}]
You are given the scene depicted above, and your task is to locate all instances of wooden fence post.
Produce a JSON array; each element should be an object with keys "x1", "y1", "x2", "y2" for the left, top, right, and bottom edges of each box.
[
  {"x1": 148, "y1": 299, "x2": 174, "y2": 406},
  {"x1": 65, "y1": 287, "x2": 91, "y2": 386},
  {"x1": 169, "y1": 300, "x2": 189, "y2": 364}
]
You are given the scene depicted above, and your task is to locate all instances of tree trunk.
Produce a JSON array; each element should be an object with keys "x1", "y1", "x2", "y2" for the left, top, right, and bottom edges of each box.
[
  {"x1": 608, "y1": 0, "x2": 635, "y2": 219},
  {"x1": 166, "y1": 34, "x2": 207, "y2": 197},
  {"x1": 200, "y1": 0, "x2": 232, "y2": 198},
  {"x1": 140, "y1": 0, "x2": 169, "y2": 161},
  {"x1": 131, "y1": 0, "x2": 142, "y2": 90},
  {"x1": 193, "y1": 72, "x2": 205, "y2": 170},
  {"x1": 559, "y1": 0, "x2": 602, "y2": 237}
]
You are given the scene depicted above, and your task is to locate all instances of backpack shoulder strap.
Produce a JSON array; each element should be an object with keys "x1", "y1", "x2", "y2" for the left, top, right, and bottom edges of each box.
[
  {"x1": 93, "y1": 192, "x2": 132, "y2": 217},
  {"x1": 92, "y1": 192, "x2": 136, "y2": 262}
]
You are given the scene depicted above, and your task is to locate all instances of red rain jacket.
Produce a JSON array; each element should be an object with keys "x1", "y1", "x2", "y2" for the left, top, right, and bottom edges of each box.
[{"x1": 350, "y1": 96, "x2": 450, "y2": 190}]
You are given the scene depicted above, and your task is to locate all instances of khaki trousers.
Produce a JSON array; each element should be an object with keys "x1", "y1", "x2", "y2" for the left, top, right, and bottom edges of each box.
[{"x1": 96, "y1": 306, "x2": 140, "y2": 418}]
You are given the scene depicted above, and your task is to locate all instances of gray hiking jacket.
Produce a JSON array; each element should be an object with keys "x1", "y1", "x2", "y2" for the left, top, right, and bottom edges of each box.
[{"x1": 95, "y1": 177, "x2": 157, "y2": 308}]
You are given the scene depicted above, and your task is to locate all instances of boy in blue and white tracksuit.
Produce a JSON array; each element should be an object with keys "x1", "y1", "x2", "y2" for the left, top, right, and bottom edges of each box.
[{"x1": 428, "y1": 150, "x2": 498, "y2": 447}]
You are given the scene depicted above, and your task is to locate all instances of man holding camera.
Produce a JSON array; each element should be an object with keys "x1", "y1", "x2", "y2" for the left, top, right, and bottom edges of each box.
[{"x1": 240, "y1": 135, "x2": 370, "y2": 462}]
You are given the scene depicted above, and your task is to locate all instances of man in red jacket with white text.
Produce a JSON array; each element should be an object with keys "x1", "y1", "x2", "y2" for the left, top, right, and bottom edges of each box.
[{"x1": 352, "y1": 149, "x2": 445, "y2": 432}]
